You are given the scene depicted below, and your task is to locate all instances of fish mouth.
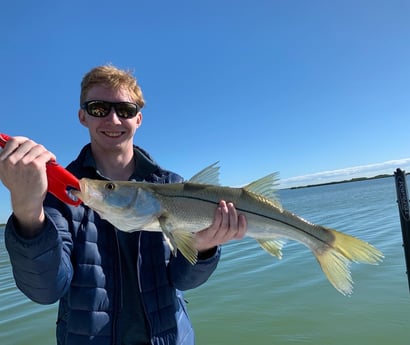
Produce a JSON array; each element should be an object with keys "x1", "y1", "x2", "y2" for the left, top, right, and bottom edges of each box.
[
  {"x1": 70, "y1": 179, "x2": 105, "y2": 206},
  {"x1": 70, "y1": 179, "x2": 87, "y2": 202},
  {"x1": 70, "y1": 188, "x2": 83, "y2": 202}
]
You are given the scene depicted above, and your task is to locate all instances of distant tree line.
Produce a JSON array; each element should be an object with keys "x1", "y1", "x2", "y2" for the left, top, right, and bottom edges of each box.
[{"x1": 290, "y1": 174, "x2": 394, "y2": 190}]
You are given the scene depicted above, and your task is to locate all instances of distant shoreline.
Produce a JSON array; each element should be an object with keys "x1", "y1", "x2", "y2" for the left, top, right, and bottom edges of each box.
[{"x1": 288, "y1": 173, "x2": 395, "y2": 190}]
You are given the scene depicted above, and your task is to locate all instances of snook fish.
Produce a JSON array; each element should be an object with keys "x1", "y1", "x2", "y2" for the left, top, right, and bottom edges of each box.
[{"x1": 72, "y1": 163, "x2": 383, "y2": 295}]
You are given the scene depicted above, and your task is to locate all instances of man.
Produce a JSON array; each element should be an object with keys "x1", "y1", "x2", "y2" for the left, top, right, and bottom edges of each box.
[{"x1": 0, "y1": 65, "x2": 247, "y2": 345}]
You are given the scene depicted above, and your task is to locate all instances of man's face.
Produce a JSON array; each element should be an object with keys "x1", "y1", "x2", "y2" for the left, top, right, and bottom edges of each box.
[{"x1": 78, "y1": 85, "x2": 142, "y2": 154}]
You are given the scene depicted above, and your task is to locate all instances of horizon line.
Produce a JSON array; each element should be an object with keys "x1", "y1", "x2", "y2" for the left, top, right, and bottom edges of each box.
[{"x1": 279, "y1": 157, "x2": 410, "y2": 189}]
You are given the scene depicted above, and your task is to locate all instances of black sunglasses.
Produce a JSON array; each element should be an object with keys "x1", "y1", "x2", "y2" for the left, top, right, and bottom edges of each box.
[{"x1": 81, "y1": 100, "x2": 140, "y2": 119}]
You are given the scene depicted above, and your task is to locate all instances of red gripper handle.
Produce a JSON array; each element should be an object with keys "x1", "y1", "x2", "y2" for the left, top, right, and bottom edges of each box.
[{"x1": 0, "y1": 133, "x2": 81, "y2": 206}]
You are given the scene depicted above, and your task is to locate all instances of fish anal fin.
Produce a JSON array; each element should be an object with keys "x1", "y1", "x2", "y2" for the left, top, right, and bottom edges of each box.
[{"x1": 256, "y1": 238, "x2": 285, "y2": 259}]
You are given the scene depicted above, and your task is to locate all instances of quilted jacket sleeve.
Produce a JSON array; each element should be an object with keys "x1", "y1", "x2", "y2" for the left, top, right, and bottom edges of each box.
[
  {"x1": 167, "y1": 246, "x2": 221, "y2": 291},
  {"x1": 4, "y1": 200, "x2": 74, "y2": 305}
]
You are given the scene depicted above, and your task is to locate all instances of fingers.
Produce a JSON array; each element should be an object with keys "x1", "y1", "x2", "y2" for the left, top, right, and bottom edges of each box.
[
  {"x1": 0, "y1": 136, "x2": 55, "y2": 165},
  {"x1": 0, "y1": 136, "x2": 55, "y2": 197},
  {"x1": 0, "y1": 136, "x2": 31, "y2": 160},
  {"x1": 195, "y1": 200, "x2": 247, "y2": 252},
  {"x1": 219, "y1": 200, "x2": 247, "y2": 241},
  {"x1": 0, "y1": 136, "x2": 54, "y2": 233},
  {"x1": 226, "y1": 201, "x2": 238, "y2": 231}
]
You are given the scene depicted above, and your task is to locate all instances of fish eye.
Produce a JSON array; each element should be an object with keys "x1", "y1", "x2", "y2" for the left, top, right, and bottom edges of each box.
[{"x1": 105, "y1": 183, "x2": 116, "y2": 191}]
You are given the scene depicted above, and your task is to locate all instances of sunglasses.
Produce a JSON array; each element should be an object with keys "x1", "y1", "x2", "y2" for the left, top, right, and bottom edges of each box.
[{"x1": 81, "y1": 100, "x2": 140, "y2": 119}]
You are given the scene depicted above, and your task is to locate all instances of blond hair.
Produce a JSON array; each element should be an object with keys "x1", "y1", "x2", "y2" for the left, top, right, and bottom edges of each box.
[{"x1": 80, "y1": 65, "x2": 145, "y2": 108}]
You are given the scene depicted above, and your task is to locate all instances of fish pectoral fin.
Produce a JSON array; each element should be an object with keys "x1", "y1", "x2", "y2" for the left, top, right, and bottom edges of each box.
[
  {"x1": 256, "y1": 238, "x2": 285, "y2": 259},
  {"x1": 159, "y1": 215, "x2": 178, "y2": 257},
  {"x1": 162, "y1": 229, "x2": 177, "y2": 257},
  {"x1": 173, "y1": 230, "x2": 198, "y2": 265}
]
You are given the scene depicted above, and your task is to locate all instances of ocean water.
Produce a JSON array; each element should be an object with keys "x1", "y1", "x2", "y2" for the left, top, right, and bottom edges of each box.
[{"x1": 1, "y1": 177, "x2": 409, "y2": 344}]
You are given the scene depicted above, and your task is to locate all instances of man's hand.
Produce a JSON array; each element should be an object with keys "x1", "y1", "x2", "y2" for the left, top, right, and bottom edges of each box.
[
  {"x1": 195, "y1": 200, "x2": 247, "y2": 253},
  {"x1": 0, "y1": 136, "x2": 55, "y2": 236}
]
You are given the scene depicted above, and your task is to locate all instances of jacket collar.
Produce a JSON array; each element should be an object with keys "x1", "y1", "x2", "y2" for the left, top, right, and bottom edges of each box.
[{"x1": 81, "y1": 144, "x2": 159, "y2": 181}]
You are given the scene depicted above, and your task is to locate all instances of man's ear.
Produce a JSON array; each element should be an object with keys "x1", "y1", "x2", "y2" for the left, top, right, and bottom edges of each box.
[
  {"x1": 78, "y1": 109, "x2": 88, "y2": 128},
  {"x1": 135, "y1": 112, "x2": 143, "y2": 128}
]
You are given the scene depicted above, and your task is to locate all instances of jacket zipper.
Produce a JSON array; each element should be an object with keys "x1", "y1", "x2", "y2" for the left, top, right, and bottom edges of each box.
[
  {"x1": 137, "y1": 231, "x2": 154, "y2": 345},
  {"x1": 112, "y1": 227, "x2": 122, "y2": 345}
]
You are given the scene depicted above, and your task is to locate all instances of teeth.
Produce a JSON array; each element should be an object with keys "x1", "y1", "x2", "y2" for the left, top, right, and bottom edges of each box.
[{"x1": 104, "y1": 131, "x2": 122, "y2": 137}]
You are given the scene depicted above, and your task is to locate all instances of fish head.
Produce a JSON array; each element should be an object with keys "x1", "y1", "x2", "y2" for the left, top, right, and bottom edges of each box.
[{"x1": 72, "y1": 178, "x2": 161, "y2": 231}]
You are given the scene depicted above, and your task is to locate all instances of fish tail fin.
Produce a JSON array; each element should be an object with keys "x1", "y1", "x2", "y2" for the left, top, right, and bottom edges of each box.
[{"x1": 314, "y1": 227, "x2": 383, "y2": 296}]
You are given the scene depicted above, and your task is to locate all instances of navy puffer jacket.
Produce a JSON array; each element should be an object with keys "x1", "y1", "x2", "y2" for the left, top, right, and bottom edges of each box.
[{"x1": 5, "y1": 144, "x2": 221, "y2": 345}]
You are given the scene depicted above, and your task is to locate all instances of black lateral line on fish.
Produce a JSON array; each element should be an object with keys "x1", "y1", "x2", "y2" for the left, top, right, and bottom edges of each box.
[{"x1": 162, "y1": 193, "x2": 329, "y2": 245}]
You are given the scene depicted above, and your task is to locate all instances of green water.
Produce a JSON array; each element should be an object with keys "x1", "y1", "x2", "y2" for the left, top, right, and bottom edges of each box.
[{"x1": 1, "y1": 177, "x2": 409, "y2": 344}]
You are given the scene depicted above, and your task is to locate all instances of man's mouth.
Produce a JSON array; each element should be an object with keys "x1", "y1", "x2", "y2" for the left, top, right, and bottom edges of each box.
[{"x1": 102, "y1": 131, "x2": 123, "y2": 138}]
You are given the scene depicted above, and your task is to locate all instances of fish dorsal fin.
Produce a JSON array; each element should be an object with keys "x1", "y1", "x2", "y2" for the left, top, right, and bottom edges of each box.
[
  {"x1": 189, "y1": 162, "x2": 220, "y2": 185},
  {"x1": 244, "y1": 172, "x2": 282, "y2": 210}
]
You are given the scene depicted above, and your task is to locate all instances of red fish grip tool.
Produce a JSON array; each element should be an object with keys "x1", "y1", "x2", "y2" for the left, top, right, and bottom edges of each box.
[{"x1": 0, "y1": 133, "x2": 82, "y2": 206}]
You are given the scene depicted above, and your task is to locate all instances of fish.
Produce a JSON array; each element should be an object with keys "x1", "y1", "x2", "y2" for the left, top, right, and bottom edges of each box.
[{"x1": 71, "y1": 162, "x2": 383, "y2": 295}]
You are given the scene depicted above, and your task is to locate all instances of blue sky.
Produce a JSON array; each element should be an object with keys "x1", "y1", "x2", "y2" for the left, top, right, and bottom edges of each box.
[{"x1": 0, "y1": 0, "x2": 409, "y2": 222}]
